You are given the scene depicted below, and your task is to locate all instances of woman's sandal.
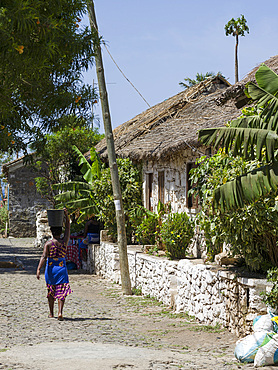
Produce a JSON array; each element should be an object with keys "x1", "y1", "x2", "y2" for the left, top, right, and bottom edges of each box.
[
  {"x1": 58, "y1": 315, "x2": 64, "y2": 321},
  {"x1": 48, "y1": 314, "x2": 54, "y2": 318}
]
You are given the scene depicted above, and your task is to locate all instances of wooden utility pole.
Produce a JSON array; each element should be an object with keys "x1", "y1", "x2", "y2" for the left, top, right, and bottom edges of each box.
[
  {"x1": 234, "y1": 32, "x2": 239, "y2": 83},
  {"x1": 87, "y1": 1, "x2": 132, "y2": 295}
]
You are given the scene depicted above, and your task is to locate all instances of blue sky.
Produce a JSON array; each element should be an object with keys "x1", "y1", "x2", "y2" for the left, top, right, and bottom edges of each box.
[{"x1": 83, "y1": 0, "x2": 278, "y2": 132}]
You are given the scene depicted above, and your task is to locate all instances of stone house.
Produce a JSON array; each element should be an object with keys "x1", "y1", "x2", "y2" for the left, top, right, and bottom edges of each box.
[
  {"x1": 96, "y1": 75, "x2": 238, "y2": 215},
  {"x1": 96, "y1": 55, "x2": 278, "y2": 216},
  {"x1": 2, "y1": 156, "x2": 51, "y2": 237}
]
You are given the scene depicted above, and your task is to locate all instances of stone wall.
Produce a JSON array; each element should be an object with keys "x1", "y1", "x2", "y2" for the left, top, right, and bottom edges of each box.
[
  {"x1": 88, "y1": 239, "x2": 271, "y2": 337},
  {"x1": 142, "y1": 148, "x2": 199, "y2": 215},
  {"x1": 7, "y1": 159, "x2": 51, "y2": 237},
  {"x1": 34, "y1": 210, "x2": 52, "y2": 248}
]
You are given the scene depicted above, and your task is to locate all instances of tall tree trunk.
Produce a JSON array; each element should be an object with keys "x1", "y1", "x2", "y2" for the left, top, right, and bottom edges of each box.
[
  {"x1": 235, "y1": 33, "x2": 239, "y2": 83},
  {"x1": 87, "y1": 0, "x2": 132, "y2": 295}
]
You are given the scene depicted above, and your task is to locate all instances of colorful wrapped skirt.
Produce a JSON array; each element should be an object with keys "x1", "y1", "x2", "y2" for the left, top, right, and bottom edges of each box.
[{"x1": 45, "y1": 257, "x2": 72, "y2": 301}]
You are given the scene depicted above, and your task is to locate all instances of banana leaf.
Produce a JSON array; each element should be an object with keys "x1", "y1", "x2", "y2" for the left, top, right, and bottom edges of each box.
[
  {"x1": 199, "y1": 126, "x2": 278, "y2": 162},
  {"x1": 72, "y1": 145, "x2": 101, "y2": 184},
  {"x1": 255, "y1": 64, "x2": 278, "y2": 96},
  {"x1": 214, "y1": 161, "x2": 278, "y2": 211},
  {"x1": 198, "y1": 64, "x2": 278, "y2": 212},
  {"x1": 54, "y1": 189, "x2": 92, "y2": 203},
  {"x1": 77, "y1": 205, "x2": 100, "y2": 223},
  {"x1": 53, "y1": 181, "x2": 93, "y2": 192}
]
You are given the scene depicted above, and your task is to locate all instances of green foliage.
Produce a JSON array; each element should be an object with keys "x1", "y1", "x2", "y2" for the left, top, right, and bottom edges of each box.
[
  {"x1": 0, "y1": 204, "x2": 8, "y2": 235},
  {"x1": 131, "y1": 286, "x2": 142, "y2": 296},
  {"x1": 72, "y1": 145, "x2": 101, "y2": 183},
  {"x1": 262, "y1": 268, "x2": 278, "y2": 309},
  {"x1": 225, "y1": 14, "x2": 249, "y2": 83},
  {"x1": 190, "y1": 149, "x2": 278, "y2": 271},
  {"x1": 33, "y1": 120, "x2": 104, "y2": 205},
  {"x1": 0, "y1": 153, "x2": 12, "y2": 199},
  {"x1": 225, "y1": 14, "x2": 249, "y2": 37},
  {"x1": 55, "y1": 155, "x2": 143, "y2": 244},
  {"x1": 133, "y1": 201, "x2": 170, "y2": 248},
  {"x1": 179, "y1": 72, "x2": 225, "y2": 90},
  {"x1": 135, "y1": 212, "x2": 158, "y2": 246},
  {"x1": 160, "y1": 212, "x2": 194, "y2": 260},
  {"x1": 54, "y1": 145, "x2": 101, "y2": 219},
  {"x1": 91, "y1": 159, "x2": 143, "y2": 244},
  {"x1": 199, "y1": 64, "x2": 278, "y2": 211},
  {"x1": 0, "y1": 0, "x2": 97, "y2": 153}
]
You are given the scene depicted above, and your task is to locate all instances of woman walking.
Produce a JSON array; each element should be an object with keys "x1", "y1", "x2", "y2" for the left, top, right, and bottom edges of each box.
[{"x1": 36, "y1": 208, "x2": 72, "y2": 320}]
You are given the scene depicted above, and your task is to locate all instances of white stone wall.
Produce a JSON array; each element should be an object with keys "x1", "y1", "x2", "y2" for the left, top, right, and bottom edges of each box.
[
  {"x1": 88, "y1": 241, "x2": 272, "y2": 337},
  {"x1": 34, "y1": 210, "x2": 51, "y2": 248},
  {"x1": 143, "y1": 148, "x2": 199, "y2": 215}
]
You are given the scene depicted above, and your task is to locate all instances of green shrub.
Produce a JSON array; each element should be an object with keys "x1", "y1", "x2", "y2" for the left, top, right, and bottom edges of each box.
[
  {"x1": 0, "y1": 205, "x2": 8, "y2": 235},
  {"x1": 135, "y1": 213, "x2": 158, "y2": 245},
  {"x1": 133, "y1": 201, "x2": 171, "y2": 248},
  {"x1": 190, "y1": 149, "x2": 278, "y2": 272},
  {"x1": 92, "y1": 158, "x2": 143, "y2": 244},
  {"x1": 262, "y1": 268, "x2": 278, "y2": 309},
  {"x1": 160, "y1": 212, "x2": 194, "y2": 259}
]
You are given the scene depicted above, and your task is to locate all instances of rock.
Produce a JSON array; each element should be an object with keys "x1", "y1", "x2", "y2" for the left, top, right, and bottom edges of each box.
[{"x1": 215, "y1": 252, "x2": 243, "y2": 266}]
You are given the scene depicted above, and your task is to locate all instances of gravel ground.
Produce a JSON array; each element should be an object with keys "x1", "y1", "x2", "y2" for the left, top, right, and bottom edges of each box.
[{"x1": 0, "y1": 238, "x2": 275, "y2": 369}]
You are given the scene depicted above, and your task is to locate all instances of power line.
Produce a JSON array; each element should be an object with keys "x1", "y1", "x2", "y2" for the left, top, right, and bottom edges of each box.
[
  {"x1": 102, "y1": 44, "x2": 151, "y2": 108},
  {"x1": 88, "y1": 15, "x2": 151, "y2": 108}
]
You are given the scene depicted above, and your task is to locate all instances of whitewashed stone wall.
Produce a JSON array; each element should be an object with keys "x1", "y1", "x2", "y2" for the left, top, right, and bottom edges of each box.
[
  {"x1": 88, "y1": 240, "x2": 271, "y2": 337},
  {"x1": 143, "y1": 148, "x2": 199, "y2": 215},
  {"x1": 34, "y1": 210, "x2": 51, "y2": 248}
]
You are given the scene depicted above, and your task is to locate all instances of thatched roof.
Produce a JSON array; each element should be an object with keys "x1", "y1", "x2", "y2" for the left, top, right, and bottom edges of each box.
[
  {"x1": 95, "y1": 76, "x2": 236, "y2": 161},
  {"x1": 95, "y1": 56, "x2": 277, "y2": 161},
  {"x1": 218, "y1": 54, "x2": 278, "y2": 105}
]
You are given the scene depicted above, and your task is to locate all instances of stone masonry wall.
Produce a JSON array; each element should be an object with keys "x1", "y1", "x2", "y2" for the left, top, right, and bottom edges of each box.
[
  {"x1": 143, "y1": 148, "x2": 199, "y2": 215},
  {"x1": 88, "y1": 240, "x2": 271, "y2": 338},
  {"x1": 8, "y1": 164, "x2": 50, "y2": 237}
]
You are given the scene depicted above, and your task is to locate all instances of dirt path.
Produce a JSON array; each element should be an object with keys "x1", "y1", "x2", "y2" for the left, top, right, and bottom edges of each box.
[{"x1": 0, "y1": 238, "x2": 272, "y2": 369}]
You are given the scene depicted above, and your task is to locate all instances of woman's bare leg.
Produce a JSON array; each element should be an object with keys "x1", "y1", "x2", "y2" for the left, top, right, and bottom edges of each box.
[
  {"x1": 58, "y1": 299, "x2": 65, "y2": 320},
  {"x1": 48, "y1": 296, "x2": 54, "y2": 318}
]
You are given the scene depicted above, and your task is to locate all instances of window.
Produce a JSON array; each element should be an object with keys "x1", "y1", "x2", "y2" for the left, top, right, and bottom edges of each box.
[
  {"x1": 186, "y1": 162, "x2": 198, "y2": 208},
  {"x1": 146, "y1": 173, "x2": 153, "y2": 211},
  {"x1": 158, "y1": 171, "x2": 165, "y2": 204}
]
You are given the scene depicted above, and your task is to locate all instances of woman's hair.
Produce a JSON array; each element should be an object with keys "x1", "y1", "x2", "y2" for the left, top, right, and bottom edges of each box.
[{"x1": 50, "y1": 226, "x2": 62, "y2": 238}]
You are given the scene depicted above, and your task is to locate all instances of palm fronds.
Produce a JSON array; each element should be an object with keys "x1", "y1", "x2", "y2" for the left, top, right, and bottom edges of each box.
[{"x1": 198, "y1": 64, "x2": 278, "y2": 210}]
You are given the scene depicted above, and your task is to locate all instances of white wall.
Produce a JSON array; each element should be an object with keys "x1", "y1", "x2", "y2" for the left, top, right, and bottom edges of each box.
[
  {"x1": 88, "y1": 241, "x2": 271, "y2": 338},
  {"x1": 142, "y1": 148, "x2": 200, "y2": 215}
]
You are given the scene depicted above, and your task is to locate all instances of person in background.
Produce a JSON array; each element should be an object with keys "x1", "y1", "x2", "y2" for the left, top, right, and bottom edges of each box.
[
  {"x1": 84, "y1": 217, "x2": 100, "y2": 238},
  {"x1": 36, "y1": 208, "x2": 72, "y2": 321}
]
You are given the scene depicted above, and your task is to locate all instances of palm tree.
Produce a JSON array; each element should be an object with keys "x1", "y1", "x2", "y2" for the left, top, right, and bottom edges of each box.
[
  {"x1": 179, "y1": 72, "x2": 224, "y2": 90},
  {"x1": 225, "y1": 15, "x2": 249, "y2": 83},
  {"x1": 198, "y1": 64, "x2": 278, "y2": 211}
]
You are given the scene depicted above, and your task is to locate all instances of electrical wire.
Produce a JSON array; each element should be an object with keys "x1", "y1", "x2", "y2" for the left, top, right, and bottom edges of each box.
[{"x1": 88, "y1": 12, "x2": 151, "y2": 108}]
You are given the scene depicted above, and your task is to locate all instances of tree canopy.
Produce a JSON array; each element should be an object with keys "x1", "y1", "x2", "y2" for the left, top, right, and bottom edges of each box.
[
  {"x1": 225, "y1": 14, "x2": 249, "y2": 83},
  {"x1": 31, "y1": 115, "x2": 104, "y2": 206},
  {"x1": 0, "y1": 0, "x2": 97, "y2": 153}
]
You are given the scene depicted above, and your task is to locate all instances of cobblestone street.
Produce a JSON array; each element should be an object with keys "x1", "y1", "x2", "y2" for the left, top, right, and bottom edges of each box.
[{"x1": 0, "y1": 238, "x2": 270, "y2": 369}]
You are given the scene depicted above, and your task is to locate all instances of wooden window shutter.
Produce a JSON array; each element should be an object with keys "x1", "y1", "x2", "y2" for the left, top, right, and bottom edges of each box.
[
  {"x1": 186, "y1": 163, "x2": 198, "y2": 208},
  {"x1": 158, "y1": 171, "x2": 165, "y2": 204},
  {"x1": 146, "y1": 173, "x2": 153, "y2": 211}
]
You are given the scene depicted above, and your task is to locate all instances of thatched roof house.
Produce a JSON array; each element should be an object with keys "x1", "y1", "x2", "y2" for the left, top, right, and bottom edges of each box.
[
  {"x1": 218, "y1": 54, "x2": 278, "y2": 107},
  {"x1": 95, "y1": 55, "x2": 278, "y2": 216},
  {"x1": 96, "y1": 55, "x2": 278, "y2": 162},
  {"x1": 96, "y1": 75, "x2": 234, "y2": 161}
]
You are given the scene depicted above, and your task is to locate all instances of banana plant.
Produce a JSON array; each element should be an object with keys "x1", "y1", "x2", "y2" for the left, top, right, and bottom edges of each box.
[
  {"x1": 198, "y1": 64, "x2": 278, "y2": 211},
  {"x1": 54, "y1": 145, "x2": 101, "y2": 222}
]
